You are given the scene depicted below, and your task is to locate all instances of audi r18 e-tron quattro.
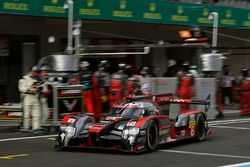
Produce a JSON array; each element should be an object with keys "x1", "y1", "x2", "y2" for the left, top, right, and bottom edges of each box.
[{"x1": 56, "y1": 94, "x2": 211, "y2": 153}]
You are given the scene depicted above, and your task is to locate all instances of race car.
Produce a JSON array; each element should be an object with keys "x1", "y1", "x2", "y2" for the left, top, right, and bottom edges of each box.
[{"x1": 56, "y1": 94, "x2": 211, "y2": 153}]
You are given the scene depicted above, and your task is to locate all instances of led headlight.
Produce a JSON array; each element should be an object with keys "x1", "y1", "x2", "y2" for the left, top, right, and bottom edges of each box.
[
  {"x1": 122, "y1": 127, "x2": 140, "y2": 139},
  {"x1": 65, "y1": 126, "x2": 76, "y2": 137}
]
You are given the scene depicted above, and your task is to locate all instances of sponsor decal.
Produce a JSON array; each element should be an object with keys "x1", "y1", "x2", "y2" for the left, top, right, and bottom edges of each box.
[
  {"x1": 127, "y1": 121, "x2": 136, "y2": 126},
  {"x1": 67, "y1": 118, "x2": 76, "y2": 124},
  {"x1": 63, "y1": 99, "x2": 78, "y2": 111},
  {"x1": 190, "y1": 126, "x2": 195, "y2": 136},
  {"x1": 189, "y1": 119, "x2": 196, "y2": 136},
  {"x1": 189, "y1": 119, "x2": 196, "y2": 128},
  {"x1": 61, "y1": 89, "x2": 81, "y2": 94},
  {"x1": 7, "y1": 112, "x2": 22, "y2": 117},
  {"x1": 169, "y1": 99, "x2": 185, "y2": 103}
]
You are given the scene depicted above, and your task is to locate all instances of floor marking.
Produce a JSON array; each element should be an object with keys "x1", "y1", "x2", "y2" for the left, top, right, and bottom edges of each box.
[
  {"x1": 219, "y1": 162, "x2": 250, "y2": 167},
  {"x1": 210, "y1": 125, "x2": 250, "y2": 130},
  {"x1": 160, "y1": 150, "x2": 250, "y2": 160},
  {"x1": 209, "y1": 118, "x2": 250, "y2": 124},
  {"x1": 0, "y1": 135, "x2": 57, "y2": 142},
  {"x1": 209, "y1": 121, "x2": 250, "y2": 126},
  {"x1": 209, "y1": 118, "x2": 250, "y2": 126},
  {"x1": 0, "y1": 154, "x2": 30, "y2": 160},
  {"x1": 47, "y1": 137, "x2": 57, "y2": 141},
  {"x1": 223, "y1": 110, "x2": 240, "y2": 114}
]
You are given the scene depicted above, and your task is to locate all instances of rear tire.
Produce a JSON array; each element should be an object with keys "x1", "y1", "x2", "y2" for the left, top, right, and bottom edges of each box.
[
  {"x1": 146, "y1": 120, "x2": 158, "y2": 151},
  {"x1": 196, "y1": 114, "x2": 206, "y2": 141}
]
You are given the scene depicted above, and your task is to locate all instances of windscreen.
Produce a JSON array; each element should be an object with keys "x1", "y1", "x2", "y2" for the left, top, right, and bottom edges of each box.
[{"x1": 120, "y1": 107, "x2": 145, "y2": 119}]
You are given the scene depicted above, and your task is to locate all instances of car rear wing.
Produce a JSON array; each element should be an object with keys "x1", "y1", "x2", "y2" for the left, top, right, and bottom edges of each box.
[
  {"x1": 155, "y1": 95, "x2": 211, "y2": 112},
  {"x1": 125, "y1": 93, "x2": 173, "y2": 102},
  {"x1": 125, "y1": 93, "x2": 210, "y2": 112}
]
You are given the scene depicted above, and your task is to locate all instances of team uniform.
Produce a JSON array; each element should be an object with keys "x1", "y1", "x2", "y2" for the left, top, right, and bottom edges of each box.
[{"x1": 18, "y1": 74, "x2": 41, "y2": 131}]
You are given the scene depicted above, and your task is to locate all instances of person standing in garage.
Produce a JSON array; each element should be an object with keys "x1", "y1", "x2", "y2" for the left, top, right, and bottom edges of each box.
[{"x1": 18, "y1": 66, "x2": 42, "y2": 134}]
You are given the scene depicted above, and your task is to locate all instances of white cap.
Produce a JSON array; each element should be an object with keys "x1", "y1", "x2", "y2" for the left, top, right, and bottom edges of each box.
[{"x1": 32, "y1": 65, "x2": 40, "y2": 72}]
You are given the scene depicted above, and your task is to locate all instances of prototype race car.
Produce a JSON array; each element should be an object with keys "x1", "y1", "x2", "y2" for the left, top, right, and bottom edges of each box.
[{"x1": 56, "y1": 94, "x2": 211, "y2": 153}]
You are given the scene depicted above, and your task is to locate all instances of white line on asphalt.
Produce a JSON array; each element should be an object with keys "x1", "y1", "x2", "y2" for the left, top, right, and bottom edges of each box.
[
  {"x1": 160, "y1": 150, "x2": 250, "y2": 160},
  {"x1": 219, "y1": 162, "x2": 250, "y2": 167},
  {"x1": 0, "y1": 135, "x2": 57, "y2": 142},
  {"x1": 209, "y1": 118, "x2": 250, "y2": 124},
  {"x1": 209, "y1": 121, "x2": 250, "y2": 126},
  {"x1": 223, "y1": 110, "x2": 239, "y2": 114},
  {"x1": 210, "y1": 125, "x2": 250, "y2": 130}
]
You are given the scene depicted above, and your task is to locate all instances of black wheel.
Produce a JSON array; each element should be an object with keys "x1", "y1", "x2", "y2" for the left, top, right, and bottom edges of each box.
[
  {"x1": 196, "y1": 114, "x2": 206, "y2": 141},
  {"x1": 146, "y1": 120, "x2": 158, "y2": 151}
]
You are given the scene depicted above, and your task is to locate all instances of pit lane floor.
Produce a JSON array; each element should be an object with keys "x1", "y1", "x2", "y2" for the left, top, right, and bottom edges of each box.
[{"x1": 0, "y1": 111, "x2": 250, "y2": 167}]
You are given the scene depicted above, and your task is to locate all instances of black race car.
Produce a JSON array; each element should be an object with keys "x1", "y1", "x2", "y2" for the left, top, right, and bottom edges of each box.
[{"x1": 56, "y1": 94, "x2": 211, "y2": 153}]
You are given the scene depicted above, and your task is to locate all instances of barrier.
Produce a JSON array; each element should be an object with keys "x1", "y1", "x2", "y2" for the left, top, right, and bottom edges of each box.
[
  {"x1": 149, "y1": 77, "x2": 217, "y2": 120},
  {"x1": 149, "y1": 77, "x2": 179, "y2": 119},
  {"x1": 195, "y1": 78, "x2": 217, "y2": 120},
  {"x1": 53, "y1": 85, "x2": 83, "y2": 125}
]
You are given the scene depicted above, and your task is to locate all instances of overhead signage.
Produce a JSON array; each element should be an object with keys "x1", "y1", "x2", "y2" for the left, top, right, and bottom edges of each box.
[{"x1": 0, "y1": 0, "x2": 249, "y2": 29}]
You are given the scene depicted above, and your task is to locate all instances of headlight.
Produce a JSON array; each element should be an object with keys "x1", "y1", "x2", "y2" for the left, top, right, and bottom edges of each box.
[
  {"x1": 122, "y1": 127, "x2": 140, "y2": 139},
  {"x1": 65, "y1": 126, "x2": 76, "y2": 137}
]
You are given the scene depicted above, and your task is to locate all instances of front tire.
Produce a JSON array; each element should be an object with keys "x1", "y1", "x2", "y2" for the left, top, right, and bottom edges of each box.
[
  {"x1": 146, "y1": 120, "x2": 158, "y2": 151},
  {"x1": 196, "y1": 114, "x2": 206, "y2": 141}
]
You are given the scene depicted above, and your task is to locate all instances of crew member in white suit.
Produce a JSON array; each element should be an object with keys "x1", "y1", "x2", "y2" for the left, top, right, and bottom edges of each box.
[{"x1": 18, "y1": 66, "x2": 41, "y2": 132}]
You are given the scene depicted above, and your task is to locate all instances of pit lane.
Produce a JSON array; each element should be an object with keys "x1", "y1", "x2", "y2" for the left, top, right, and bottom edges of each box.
[{"x1": 0, "y1": 113, "x2": 250, "y2": 167}]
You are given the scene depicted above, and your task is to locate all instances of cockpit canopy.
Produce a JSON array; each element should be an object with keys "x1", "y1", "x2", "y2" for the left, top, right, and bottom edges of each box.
[{"x1": 110, "y1": 100, "x2": 159, "y2": 119}]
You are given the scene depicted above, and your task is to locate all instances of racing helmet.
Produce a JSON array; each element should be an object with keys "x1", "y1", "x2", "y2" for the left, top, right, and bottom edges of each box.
[
  {"x1": 241, "y1": 68, "x2": 249, "y2": 77},
  {"x1": 140, "y1": 66, "x2": 149, "y2": 75},
  {"x1": 118, "y1": 63, "x2": 126, "y2": 70},
  {"x1": 125, "y1": 64, "x2": 133, "y2": 76},
  {"x1": 182, "y1": 61, "x2": 190, "y2": 72},
  {"x1": 80, "y1": 61, "x2": 90, "y2": 70},
  {"x1": 167, "y1": 59, "x2": 176, "y2": 68},
  {"x1": 98, "y1": 60, "x2": 110, "y2": 71}
]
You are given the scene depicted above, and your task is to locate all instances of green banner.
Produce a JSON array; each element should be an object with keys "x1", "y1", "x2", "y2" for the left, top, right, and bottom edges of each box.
[{"x1": 0, "y1": 0, "x2": 249, "y2": 29}]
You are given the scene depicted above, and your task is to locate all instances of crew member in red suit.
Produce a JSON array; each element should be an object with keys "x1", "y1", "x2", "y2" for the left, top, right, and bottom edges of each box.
[
  {"x1": 80, "y1": 61, "x2": 94, "y2": 115},
  {"x1": 239, "y1": 68, "x2": 250, "y2": 114},
  {"x1": 92, "y1": 61, "x2": 109, "y2": 122},
  {"x1": 176, "y1": 61, "x2": 195, "y2": 112},
  {"x1": 109, "y1": 63, "x2": 128, "y2": 108}
]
